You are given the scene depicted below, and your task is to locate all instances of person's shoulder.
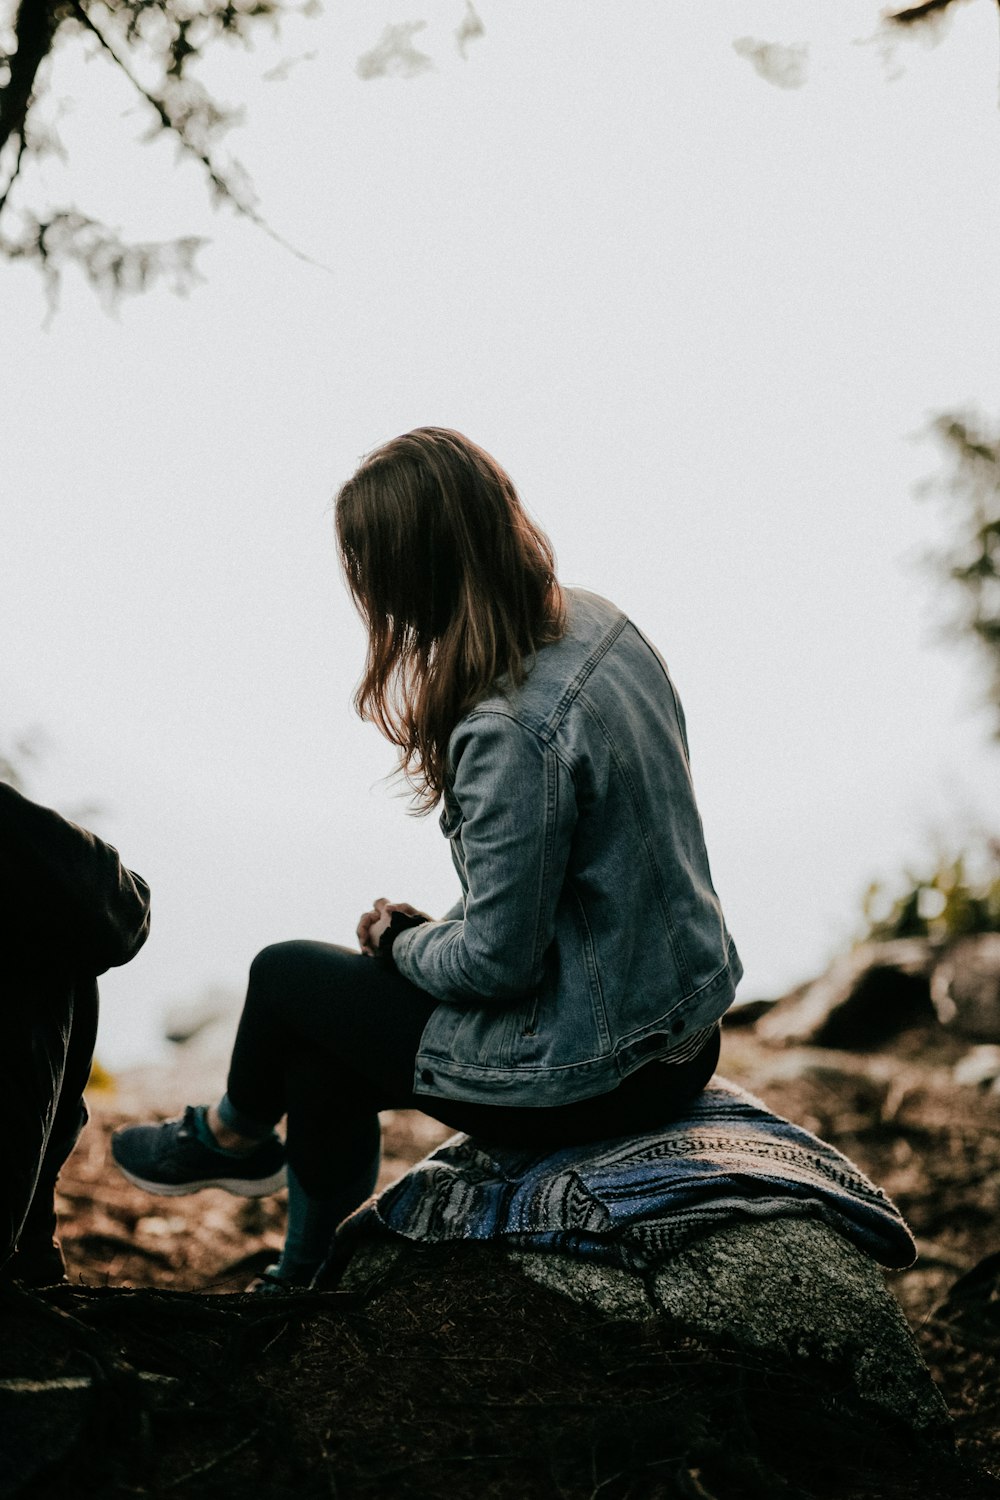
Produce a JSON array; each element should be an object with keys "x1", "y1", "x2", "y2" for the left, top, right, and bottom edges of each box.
[
  {"x1": 450, "y1": 590, "x2": 633, "y2": 751},
  {"x1": 0, "y1": 780, "x2": 54, "y2": 839},
  {"x1": 562, "y1": 586, "x2": 626, "y2": 639},
  {"x1": 467, "y1": 589, "x2": 628, "y2": 738}
]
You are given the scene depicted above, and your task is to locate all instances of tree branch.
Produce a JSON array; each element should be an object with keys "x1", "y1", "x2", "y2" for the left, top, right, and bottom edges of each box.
[
  {"x1": 885, "y1": 0, "x2": 966, "y2": 23},
  {"x1": 1, "y1": 0, "x2": 326, "y2": 294},
  {"x1": 885, "y1": 0, "x2": 999, "y2": 112},
  {"x1": 0, "y1": 0, "x2": 59, "y2": 157},
  {"x1": 67, "y1": 0, "x2": 254, "y2": 216},
  {"x1": 66, "y1": 0, "x2": 326, "y2": 269},
  {"x1": 0, "y1": 0, "x2": 63, "y2": 238},
  {"x1": 0, "y1": 208, "x2": 207, "y2": 313},
  {"x1": 0, "y1": 128, "x2": 28, "y2": 216}
]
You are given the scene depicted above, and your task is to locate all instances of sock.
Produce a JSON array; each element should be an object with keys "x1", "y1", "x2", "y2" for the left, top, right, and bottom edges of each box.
[
  {"x1": 216, "y1": 1092, "x2": 277, "y2": 1142},
  {"x1": 192, "y1": 1104, "x2": 261, "y2": 1158}
]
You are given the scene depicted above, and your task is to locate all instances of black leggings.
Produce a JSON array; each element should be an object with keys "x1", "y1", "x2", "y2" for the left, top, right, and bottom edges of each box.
[{"x1": 225, "y1": 940, "x2": 719, "y2": 1199}]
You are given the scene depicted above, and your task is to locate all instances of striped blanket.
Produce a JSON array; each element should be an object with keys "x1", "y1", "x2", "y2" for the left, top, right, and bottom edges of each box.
[{"x1": 338, "y1": 1078, "x2": 916, "y2": 1271}]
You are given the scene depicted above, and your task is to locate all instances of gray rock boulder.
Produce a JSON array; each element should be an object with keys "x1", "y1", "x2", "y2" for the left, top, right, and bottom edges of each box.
[
  {"x1": 757, "y1": 940, "x2": 936, "y2": 1048},
  {"x1": 953, "y1": 1043, "x2": 1000, "y2": 1090},
  {"x1": 931, "y1": 933, "x2": 1000, "y2": 1041},
  {"x1": 340, "y1": 1215, "x2": 950, "y2": 1447}
]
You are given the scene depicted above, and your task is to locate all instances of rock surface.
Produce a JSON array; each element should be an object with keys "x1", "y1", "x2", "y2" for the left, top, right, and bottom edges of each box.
[
  {"x1": 953, "y1": 1044, "x2": 1000, "y2": 1090},
  {"x1": 13, "y1": 1019, "x2": 1000, "y2": 1499},
  {"x1": 340, "y1": 1216, "x2": 950, "y2": 1445},
  {"x1": 760, "y1": 934, "x2": 1000, "y2": 1051},
  {"x1": 932, "y1": 934, "x2": 1000, "y2": 1041},
  {"x1": 7, "y1": 1246, "x2": 987, "y2": 1500},
  {"x1": 757, "y1": 940, "x2": 936, "y2": 1048}
]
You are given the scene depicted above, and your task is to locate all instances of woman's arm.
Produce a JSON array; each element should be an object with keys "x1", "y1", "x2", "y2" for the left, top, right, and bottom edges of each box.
[
  {"x1": 0, "y1": 782, "x2": 151, "y2": 975},
  {"x1": 390, "y1": 713, "x2": 576, "y2": 1004}
]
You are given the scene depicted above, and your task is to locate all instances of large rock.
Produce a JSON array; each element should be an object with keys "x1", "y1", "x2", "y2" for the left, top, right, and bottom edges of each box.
[
  {"x1": 953, "y1": 1044, "x2": 1000, "y2": 1090},
  {"x1": 340, "y1": 1215, "x2": 950, "y2": 1447},
  {"x1": 757, "y1": 940, "x2": 936, "y2": 1048},
  {"x1": 4, "y1": 1229, "x2": 964, "y2": 1500}
]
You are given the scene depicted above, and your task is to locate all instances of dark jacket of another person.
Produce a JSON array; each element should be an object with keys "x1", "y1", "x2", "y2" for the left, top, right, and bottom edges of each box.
[
  {"x1": 0, "y1": 781, "x2": 150, "y2": 982},
  {"x1": 0, "y1": 779, "x2": 150, "y2": 1266}
]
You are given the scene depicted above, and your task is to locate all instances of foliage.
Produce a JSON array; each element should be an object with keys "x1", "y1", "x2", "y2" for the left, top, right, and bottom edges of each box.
[
  {"x1": 0, "y1": 727, "x2": 42, "y2": 790},
  {"x1": 860, "y1": 837, "x2": 1000, "y2": 944},
  {"x1": 0, "y1": 0, "x2": 295, "y2": 305},
  {"x1": 0, "y1": 728, "x2": 103, "y2": 823},
  {"x1": 919, "y1": 411, "x2": 1000, "y2": 738},
  {"x1": 732, "y1": 37, "x2": 809, "y2": 91},
  {"x1": 85, "y1": 1056, "x2": 114, "y2": 1091},
  {"x1": 2, "y1": 0, "x2": 979, "y2": 305},
  {"x1": 2, "y1": 207, "x2": 205, "y2": 306},
  {"x1": 356, "y1": 19, "x2": 433, "y2": 82}
]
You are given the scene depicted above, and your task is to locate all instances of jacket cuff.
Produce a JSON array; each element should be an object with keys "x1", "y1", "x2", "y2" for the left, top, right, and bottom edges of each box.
[{"x1": 376, "y1": 910, "x2": 428, "y2": 968}]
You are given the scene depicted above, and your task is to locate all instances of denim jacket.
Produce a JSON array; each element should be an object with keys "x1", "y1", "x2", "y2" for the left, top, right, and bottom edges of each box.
[{"x1": 392, "y1": 588, "x2": 741, "y2": 1107}]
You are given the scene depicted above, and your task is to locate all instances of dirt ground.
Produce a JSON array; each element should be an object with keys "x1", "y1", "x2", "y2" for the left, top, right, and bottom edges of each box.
[{"x1": 9, "y1": 1020, "x2": 1000, "y2": 1498}]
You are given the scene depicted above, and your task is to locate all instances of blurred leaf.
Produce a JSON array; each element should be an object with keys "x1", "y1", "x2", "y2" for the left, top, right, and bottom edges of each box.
[
  {"x1": 356, "y1": 20, "x2": 434, "y2": 81},
  {"x1": 732, "y1": 37, "x2": 809, "y2": 90},
  {"x1": 858, "y1": 836, "x2": 1000, "y2": 944},
  {"x1": 455, "y1": 2, "x2": 484, "y2": 59},
  {"x1": 86, "y1": 1057, "x2": 115, "y2": 1093},
  {"x1": 0, "y1": 726, "x2": 45, "y2": 791},
  {"x1": 919, "y1": 410, "x2": 1000, "y2": 739}
]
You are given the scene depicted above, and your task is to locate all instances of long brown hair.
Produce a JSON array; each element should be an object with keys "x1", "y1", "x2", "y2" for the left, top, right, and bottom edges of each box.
[{"x1": 335, "y1": 427, "x2": 565, "y2": 809}]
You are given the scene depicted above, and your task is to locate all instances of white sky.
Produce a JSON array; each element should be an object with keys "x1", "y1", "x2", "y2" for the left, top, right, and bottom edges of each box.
[{"x1": 2, "y1": 0, "x2": 1000, "y2": 1065}]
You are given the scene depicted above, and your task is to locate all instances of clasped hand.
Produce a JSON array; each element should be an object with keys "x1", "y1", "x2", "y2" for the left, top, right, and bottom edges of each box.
[{"x1": 357, "y1": 897, "x2": 428, "y2": 956}]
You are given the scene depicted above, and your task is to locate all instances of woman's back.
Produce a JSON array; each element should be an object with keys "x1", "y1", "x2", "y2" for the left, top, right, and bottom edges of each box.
[{"x1": 391, "y1": 587, "x2": 741, "y2": 1107}]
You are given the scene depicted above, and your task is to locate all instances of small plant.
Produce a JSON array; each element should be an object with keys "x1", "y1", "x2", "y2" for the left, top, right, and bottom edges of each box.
[
  {"x1": 86, "y1": 1059, "x2": 115, "y2": 1093},
  {"x1": 859, "y1": 837, "x2": 1000, "y2": 946}
]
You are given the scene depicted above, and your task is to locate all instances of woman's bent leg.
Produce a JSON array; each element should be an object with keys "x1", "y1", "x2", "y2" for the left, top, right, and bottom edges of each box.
[
  {"x1": 220, "y1": 940, "x2": 439, "y2": 1280},
  {"x1": 111, "y1": 938, "x2": 440, "y2": 1282},
  {"x1": 224, "y1": 940, "x2": 437, "y2": 1175}
]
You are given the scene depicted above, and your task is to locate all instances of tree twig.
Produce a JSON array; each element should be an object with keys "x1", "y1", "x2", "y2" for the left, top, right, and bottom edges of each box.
[
  {"x1": 66, "y1": 0, "x2": 329, "y2": 271},
  {"x1": 0, "y1": 0, "x2": 58, "y2": 158},
  {"x1": 0, "y1": 130, "x2": 29, "y2": 218},
  {"x1": 67, "y1": 0, "x2": 252, "y2": 216},
  {"x1": 885, "y1": 0, "x2": 966, "y2": 24}
]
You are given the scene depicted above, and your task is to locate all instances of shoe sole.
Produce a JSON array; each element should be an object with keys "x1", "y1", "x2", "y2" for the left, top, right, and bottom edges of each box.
[{"x1": 113, "y1": 1163, "x2": 288, "y2": 1198}]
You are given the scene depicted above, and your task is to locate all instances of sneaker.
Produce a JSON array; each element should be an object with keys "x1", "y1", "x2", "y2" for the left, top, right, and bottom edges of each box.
[{"x1": 111, "y1": 1105, "x2": 287, "y2": 1198}]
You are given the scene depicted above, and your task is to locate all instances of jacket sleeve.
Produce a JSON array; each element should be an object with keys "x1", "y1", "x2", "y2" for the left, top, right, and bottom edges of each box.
[
  {"x1": 392, "y1": 713, "x2": 576, "y2": 1004},
  {"x1": 0, "y1": 781, "x2": 151, "y2": 975}
]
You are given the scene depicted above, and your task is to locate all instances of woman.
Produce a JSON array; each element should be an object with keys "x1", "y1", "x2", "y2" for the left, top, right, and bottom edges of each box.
[{"x1": 113, "y1": 428, "x2": 741, "y2": 1289}]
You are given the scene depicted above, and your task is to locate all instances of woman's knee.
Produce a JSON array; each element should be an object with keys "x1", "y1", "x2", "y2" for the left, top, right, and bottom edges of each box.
[
  {"x1": 246, "y1": 938, "x2": 359, "y2": 1016},
  {"x1": 251, "y1": 938, "x2": 322, "y2": 974},
  {"x1": 246, "y1": 940, "x2": 315, "y2": 1007}
]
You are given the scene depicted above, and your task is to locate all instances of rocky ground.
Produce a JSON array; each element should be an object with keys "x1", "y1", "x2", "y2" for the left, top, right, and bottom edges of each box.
[{"x1": 6, "y1": 1010, "x2": 1000, "y2": 1499}]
